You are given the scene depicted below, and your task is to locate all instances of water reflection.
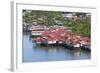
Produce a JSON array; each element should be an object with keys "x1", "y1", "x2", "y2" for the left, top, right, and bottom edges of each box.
[{"x1": 23, "y1": 33, "x2": 91, "y2": 62}]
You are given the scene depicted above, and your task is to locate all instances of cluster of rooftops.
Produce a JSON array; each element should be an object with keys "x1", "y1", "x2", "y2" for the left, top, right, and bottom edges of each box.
[{"x1": 32, "y1": 26, "x2": 90, "y2": 51}]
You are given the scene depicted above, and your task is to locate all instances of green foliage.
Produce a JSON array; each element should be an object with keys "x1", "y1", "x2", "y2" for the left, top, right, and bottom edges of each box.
[
  {"x1": 23, "y1": 10, "x2": 65, "y2": 26},
  {"x1": 23, "y1": 10, "x2": 91, "y2": 37},
  {"x1": 72, "y1": 17, "x2": 91, "y2": 37}
]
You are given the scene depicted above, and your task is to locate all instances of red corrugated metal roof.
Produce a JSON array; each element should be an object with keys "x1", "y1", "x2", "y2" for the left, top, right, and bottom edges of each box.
[{"x1": 35, "y1": 28, "x2": 90, "y2": 45}]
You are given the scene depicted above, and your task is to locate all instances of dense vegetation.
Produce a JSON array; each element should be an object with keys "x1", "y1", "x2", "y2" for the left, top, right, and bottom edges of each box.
[{"x1": 23, "y1": 10, "x2": 91, "y2": 37}]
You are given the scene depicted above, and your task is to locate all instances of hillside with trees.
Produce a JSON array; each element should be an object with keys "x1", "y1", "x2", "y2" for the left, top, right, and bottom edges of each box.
[{"x1": 23, "y1": 10, "x2": 91, "y2": 37}]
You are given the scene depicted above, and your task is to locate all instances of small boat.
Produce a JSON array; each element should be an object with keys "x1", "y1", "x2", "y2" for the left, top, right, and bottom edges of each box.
[
  {"x1": 80, "y1": 44, "x2": 91, "y2": 51},
  {"x1": 73, "y1": 43, "x2": 80, "y2": 48}
]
